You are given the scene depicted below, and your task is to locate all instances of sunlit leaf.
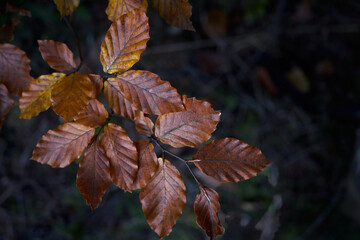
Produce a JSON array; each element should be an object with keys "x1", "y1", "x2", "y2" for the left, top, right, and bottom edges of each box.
[
  {"x1": 19, "y1": 73, "x2": 66, "y2": 119},
  {"x1": 140, "y1": 158, "x2": 186, "y2": 238},
  {"x1": 152, "y1": 0, "x2": 194, "y2": 31},
  {"x1": 0, "y1": 43, "x2": 32, "y2": 95},
  {"x1": 191, "y1": 138, "x2": 270, "y2": 182},
  {"x1": 73, "y1": 99, "x2": 109, "y2": 128},
  {"x1": 0, "y1": 83, "x2": 14, "y2": 128},
  {"x1": 31, "y1": 123, "x2": 95, "y2": 168},
  {"x1": 0, "y1": 18, "x2": 20, "y2": 42},
  {"x1": 155, "y1": 95, "x2": 221, "y2": 148},
  {"x1": 88, "y1": 74, "x2": 103, "y2": 98},
  {"x1": 51, "y1": 72, "x2": 94, "y2": 122},
  {"x1": 54, "y1": 0, "x2": 80, "y2": 17},
  {"x1": 100, "y1": 9, "x2": 150, "y2": 74},
  {"x1": 194, "y1": 185, "x2": 224, "y2": 239},
  {"x1": 135, "y1": 111, "x2": 154, "y2": 137},
  {"x1": 106, "y1": 0, "x2": 148, "y2": 21}
]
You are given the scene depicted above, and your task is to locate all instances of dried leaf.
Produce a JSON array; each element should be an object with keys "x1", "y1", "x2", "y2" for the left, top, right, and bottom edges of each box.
[
  {"x1": 100, "y1": 123, "x2": 138, "y2": 192},
  {"x1": 152, "y1": 0, "x2": 194, "y2": 31},
  {"x1": 104, "y1": 79, "x2": 137, "y2": 119},
  {"x1": 0, "y1": 18, "x2": 20, "y2": 42},
  {"x1": 106, "y1": 0, "x2": 148, "y2": 21},
  {"x1": 194, "y1": 185, "x2": 224, "y2": 239},
  {"x1": 51, "y1": 73, "x2": 94, "y2": 122},
  {"x1": 113, "y1": 70, "x2": 184, "y2": 115},
  {"x1": 31, "y1": 123, "x2": 95, "y2": 168},
  {"x1": 73, "y1": 99, "x2": 109, "y2": 128},
  {"x1": 155, "y1": 96, "x2": 221, "y2": 148},
  {"x1": 140, "y1": 158, "x2": 186, "y2": 238},
  {"x1": 6, "y1": 2, "x2": 32, "y2": 17},
  {"x1": 38, "y1": 40, "x2": 77, "y2": 72},
  {"x1": 19, "y1": 73, "x2": 66, "y2": 119},
  {"x1": 54, "y1": 0, "x2": 80, "y2": 17},
  {"x1": 0, "y1": 43, "x2": 32, "y2": 95},
  {"x1": 135, "y1": 111, "x2": 154, "y2": 137},
  {"x1": 0, "y1": 84, "x2": 14, "y2": 128},
  {"x1": 76, "y1": 140, "x2": 111, "y2": 210},
  {"x1": 100, "y1": 9, "x2": 150, "y2": 74},
  {"x1": 88, "y1": 74, "x2": 103, "y2": 98},
  {"x1": 191, "y1": 138, "x2": 270, "y2": 182}
]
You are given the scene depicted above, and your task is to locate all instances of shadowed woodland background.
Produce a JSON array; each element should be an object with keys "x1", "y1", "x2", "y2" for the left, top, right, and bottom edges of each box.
[{"x1": 1, "y1": 0, "x2": 360, "y2": 239}]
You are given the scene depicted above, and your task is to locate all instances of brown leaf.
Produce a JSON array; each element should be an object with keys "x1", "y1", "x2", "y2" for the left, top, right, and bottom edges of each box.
[
  {"x1": 88, "y1": 74, "x2": 103, "y2": 98},
  {"x1": 106, "y1": 0, "x2": 148, "y2": 21},
  {"x1": 0, "y1": 43, "x2": 32, "y2": 95},
  {"x1": 31, "y1": 123, "x2": 95, "y2": 168},
  {"x1": 191, "y1": 138, "x2": 270, "y2": 182},
  {"x1": 140, "y1": 158, "x2": 186, "y2": 238},
  {"x1": 0, "y1": 84, "x2": 14, "y2": 128},
  {"x1": 135, "y1": 111, "x2": 154, "y2": 137},
  {"x1": 76, "y1": 140, "x2": 111, "y2": 210},
  {"x1": 100, "y1": 123, "x2": 138, "y2": 191},
  {"x1": 194, "y1": 185, "x2": 225, "y2": 239},
  {"x1": 54, "y1": 0, "x2": 80, "y2": 17},
  {"x1": 100, "y1": 9, "x2": 150, "y2": 74},
  {"x1": 113, "y1": 70, "x2": 185, "y2": 115},
  {"x1": 6, "y1": 2, "x2": 32, "y2": 17},
  {"x1": 19, "y1": 73, "x2": 66, "y2": 119},
  {"x1": 0, "y1": 18, "x2": 20, "y2": 42},
  {"x1": 51, "y1": 72, "x2": 94, "y2": 122},
  {"x1": 132, "y1": 139, "x2": 158, "y2": 190},
  {"x1": 73, "y1": 99, "x2": 109, "y2": 128},
  {"x1": 152, "y1": 0, "x2": 195, "y2": 31},
  {"x1": 38, "y1": 40, "x2": 77, "y2": 72},
  {"x1": 104, "y1": 78, "x2": 137, "y2": 119},
  {"x1": 155, "y1": 96, "x2": 221, "y2": 148}
]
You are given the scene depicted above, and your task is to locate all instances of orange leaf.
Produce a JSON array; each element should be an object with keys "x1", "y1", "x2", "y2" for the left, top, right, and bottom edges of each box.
[
  {"x1": 113, "y1": 70, "x2": 185, "y2": 115},
  {"x1": 0, "y1": 84, "x2": 14, "y2": 128},
  {"x1": 99, "y1": 123, "x2": 138, "y2": 191},
  {"x1": 76, "y1": 140, "x2": 111, "y2": 210},
  {"x1": 132, "y1": 139, "x2": 158, "y2": 190},
  {"x1": 19, "y1": 73, "x2": 66, "y2": 119},
  {"x1": 88, "y1": 74, "x2": 103, "y2": 98},
  {"x1": 73, "y1": 99, "x2": 109, "y2": 128},
  {"x1": 155, "y1": 96, "x2": 221, "y2": 148},
  {"x1": 31, "y1": 123, "x2": 95, "y2": 168},
  {"x1": 152, "y1": 0, "x2": 194, "y2": 31},
  {"x1": 135, "y1": 111, "x2": 154, "y2": 137},
  {"x1": 104, "y1": 79, "x2": 137, "y2": 119},
  {"x1": 194, "y1": 185, "x2": 224, "y2": 239},
  {"x1": 54, "y1": 0, "x2": 80, "y2": 17},
  {"x1": 51, "y1": 72, "x2": 94, "y2": 122},
  {"x1": 191, "y1": 138, "x2": 270, "y2": 182},
  {"x1": 100, "y1": 9, "x2": 150, "y2": 74},
  {"x1": 140, "y1": 158, "x2": 186, "y2": 238},
  {"x1": 0, "y1": 43, "x2": 32, "y2": 95},
  {"x1": 38, "y1": 40, "x2": 77, "y2": 72},
  {"x1": 0, "y1": 18, "x2": 20, "y2": 42},
  {"x1": 106, "y1": 0, "x2": 148, "y2": 21}
]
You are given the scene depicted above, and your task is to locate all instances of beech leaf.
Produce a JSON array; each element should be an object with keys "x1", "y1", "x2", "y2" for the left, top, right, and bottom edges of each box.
[
  {"x1": 134, "y1": 111, "x2": 154, "y2": 137},
  {"x1": 191, "y1": 138, "x2": 271, "y2": 182},
  {"x1": 100, "y1": 9, "x2": 150, "y2": 74},
  {"x1": 194, "y1": 185, "x2": 225, "y2": 239},
  {"x1": 73, "y1": 99, "x2": 109, "y2": 128},
  {"x1": 140, "y1": 158, "x2": 186, "y2": 238},
  {"x1": 38, "y1": 40, "x2": 77, "y2": 72},
  {"x1": 0, "y1": 84, "x2": 14, "y2": 128},
  {"x1": 155, "y1": 96, "x2": 221, "y2": 148},
  {"x1": 88, "y1": 74, "x2": 103, "y2": 98},
  {"x1": 31, "y1": 123, "x2": 95, "y2": 168},
  {"x1": 54, "y1": 0, "x2": 80, "y2": 17},
  {"x1": 106, "y1": 0, "x2": 148, "y2": 21},
  {"x1": 0, "y1": 18, "x2": 20, "y2": 42},
  {"x1": 19, "y1": 73, "x2": 66, "y2": 119}
]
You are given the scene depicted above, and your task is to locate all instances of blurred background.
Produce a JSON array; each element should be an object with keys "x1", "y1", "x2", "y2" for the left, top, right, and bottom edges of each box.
[{"x1": 1, "y1": 0, "x2": 360, "y2": 239}]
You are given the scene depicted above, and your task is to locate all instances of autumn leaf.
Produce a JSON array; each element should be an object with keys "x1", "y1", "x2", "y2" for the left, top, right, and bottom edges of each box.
[
  {"x1": 0, "y1": 43, "x2": 33, "y2": 95},
  {"x1": 140, "y1": 158, "x2": 186, "y2": 238},
  {"x1": 194, "y1": 185, "x2": 224, "y2": 240},
  {"x1": 31, "y1": 123, "x2": 95, "y2": 168},
  {"x1": 106, "y1": 0, "x2": 148, "y2": 21},
  {"x1": 19, "y1": 73, "x2": 66, "y2": 119},
  {"x1": 191, "y1": 138, "x2": 270, "y2": 182},
  {"x1": 0, "y1": 18, "x2": 20, "y2": 42},
  {"x1": 100, "y1": 9, "x2": 150, "y2": 74},
  {"x1": 6, "y1": 2, "x2": 31, "y2": 17},
  {"x1": 88, "y1": 74, "x2": 103, "y2": 98},
  {"x1": 0, "y1": 84, "x2": 14, "y2": 128},
  {"x1": 155, "y1": 96, "x2": 221, "y2": 148},
  {"x1": 99, "y1": 123, "x2": 138, "y2": 192},
  {"x1": 51, "y1": 72, "x2": 94, "y2": 122},
  {"x1": 73, "y1": 99, "x2": 109, "y2": 128},
  {"x1": 135, "y1": 111, "x2": 154, "y2": 137},
  {"x1": 54, "y1": 0, "x2": 80, "y2": 17},
  {"x1": 132, "y1": 139, "x2": 158, "y2": 190},
  {"x1": 38, "y1": 40, "x2": 77, "y2": 72},
  {"x1": 112, "y1": 70, "x2": 185, "y2": 115},
  {"x1": 152, "y1": 0, "x2": 194, "y2": 31},
  {"x1": 76, "y1": 140, "x2": 112, "y2": 210}
]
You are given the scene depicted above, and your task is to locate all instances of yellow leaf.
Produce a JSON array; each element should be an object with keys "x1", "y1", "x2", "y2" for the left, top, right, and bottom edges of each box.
[
  {"x1": 106, "y1": 0, "x2": 148, "y2": 21},
  {"x1": 54, "y1": 0, "x2": 80, "y2": 17}
]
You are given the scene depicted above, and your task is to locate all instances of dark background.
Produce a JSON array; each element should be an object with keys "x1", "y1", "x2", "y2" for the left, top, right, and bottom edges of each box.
[{"x1": 1, "y1": 0, "x2": 360, "y2": 239}]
